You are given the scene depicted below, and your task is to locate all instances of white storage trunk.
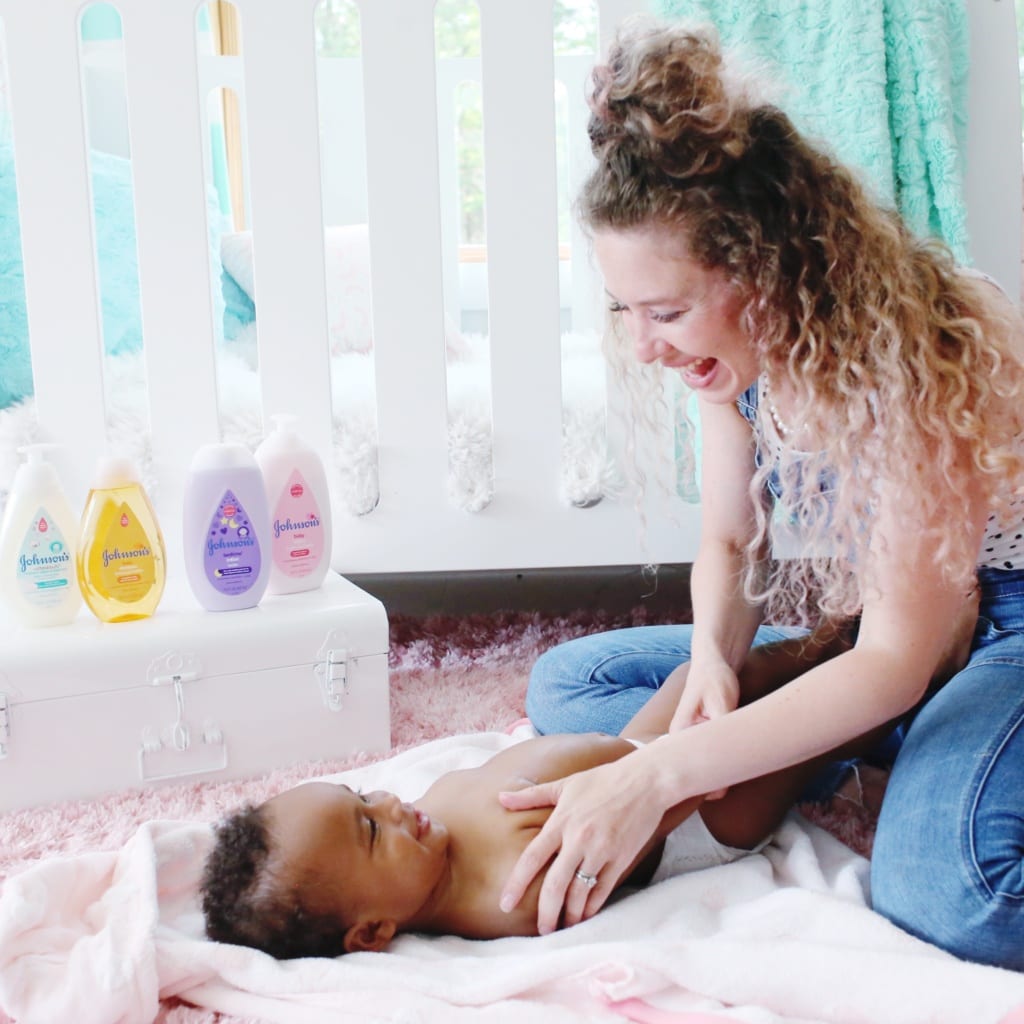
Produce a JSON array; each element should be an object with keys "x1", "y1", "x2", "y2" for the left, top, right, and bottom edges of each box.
[{"x1": 0, "y1": 572, "x2": 390, "y2": 812}]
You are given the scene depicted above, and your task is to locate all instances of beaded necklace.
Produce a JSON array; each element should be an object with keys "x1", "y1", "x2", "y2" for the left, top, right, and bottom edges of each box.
[{"x1": 762, "y1": 376, "x2": 792, "y2": 438}]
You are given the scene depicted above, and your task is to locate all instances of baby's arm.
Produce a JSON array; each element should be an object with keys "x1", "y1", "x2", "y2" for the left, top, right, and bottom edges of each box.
[{"x1": 479, "y1": 733, "x2": 637, "y2": 792}]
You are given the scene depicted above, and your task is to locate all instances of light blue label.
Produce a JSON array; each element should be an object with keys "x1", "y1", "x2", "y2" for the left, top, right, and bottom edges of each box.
[{"x1": 17, "y1": 506, "x2": 72, "y2": 607}]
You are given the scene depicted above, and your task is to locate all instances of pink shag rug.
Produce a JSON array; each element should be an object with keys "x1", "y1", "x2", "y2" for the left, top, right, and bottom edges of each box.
[{"x1": 0, "y1": 606, "x2": 882, "y2": 1024}]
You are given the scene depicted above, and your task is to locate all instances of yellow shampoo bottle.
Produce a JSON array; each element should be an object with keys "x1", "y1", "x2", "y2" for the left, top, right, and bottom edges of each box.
[{"x1": 77, "y1": 456, "x2": 166, "y2": 622}]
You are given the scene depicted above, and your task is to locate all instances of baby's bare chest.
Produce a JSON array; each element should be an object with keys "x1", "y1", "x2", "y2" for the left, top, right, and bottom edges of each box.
[{"x1": 425, "y1": 773, "x2": 551, "y2": 937}]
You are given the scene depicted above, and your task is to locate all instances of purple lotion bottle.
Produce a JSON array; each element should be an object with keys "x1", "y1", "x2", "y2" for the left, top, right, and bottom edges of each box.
[{"x1": 182, "y1": 443, "x2": 271, "y2": 611}]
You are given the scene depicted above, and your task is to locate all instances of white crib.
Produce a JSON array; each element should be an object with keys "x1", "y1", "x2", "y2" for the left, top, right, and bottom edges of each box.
[
  {"x1": 0, "y1": 0, "x2": 660, "y2": 580},
  {"x1": 0, "y1": 0, "x2": 1020, "y2": 809},
  {"x1": 0, "y1": 0, "x2": 1020, "y2": 581}
]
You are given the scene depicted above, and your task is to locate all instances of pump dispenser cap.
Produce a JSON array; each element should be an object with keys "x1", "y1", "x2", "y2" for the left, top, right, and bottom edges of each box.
[
  {"x1": 93, "y1": 455, "x2": 141, "y2": 489},
  {"x1": 12, "y1": 443, "x2": 63, "y2": 494},
  {"x1": 258, "y1": 414, "x2": 309, "y2": 459},
  {"x1": 17, "y1": 443, "x2": 60, "y2": 464}
]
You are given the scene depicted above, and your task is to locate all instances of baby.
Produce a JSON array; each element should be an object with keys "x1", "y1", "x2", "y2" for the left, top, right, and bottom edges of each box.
[{"x1": 201, "y1": 624, "x2": 871, "y2": 958}]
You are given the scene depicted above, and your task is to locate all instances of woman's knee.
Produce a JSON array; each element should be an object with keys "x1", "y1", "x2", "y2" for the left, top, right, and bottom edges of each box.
[
  {"x1": 526, "y1": 623, "x2": 804, "y2": 736},
  {"x1": 525, "y1": 642, "x2": 585, "y2": 734},
  {"x1": 870, "y1": 657, "x2": 1024, "y2": 970},
  {"x1": 525, "y1": 626, "x2": 695, "y2": 736}
]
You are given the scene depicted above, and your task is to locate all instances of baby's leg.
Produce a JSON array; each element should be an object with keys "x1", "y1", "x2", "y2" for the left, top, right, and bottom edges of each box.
[
  {"x1": 620, "y1": 620, "x2": 854, "y2": 741},
  {"x1": 620, "y1": 620, "x2": 896, "y2": 850},
  {"x1": 526, "y1": 623, "x2": 805, "y2": 736}
]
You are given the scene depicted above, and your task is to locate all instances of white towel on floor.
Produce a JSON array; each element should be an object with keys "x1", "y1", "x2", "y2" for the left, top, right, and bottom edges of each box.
[{"x1": 2, "y1": 730, "x2": 1024, "y2": 1024}]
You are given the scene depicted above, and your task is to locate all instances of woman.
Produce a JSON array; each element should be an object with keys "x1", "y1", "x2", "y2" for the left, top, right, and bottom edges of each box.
[{"x1": 499, "y1": 17, "x2": 1024, "y2": 971}]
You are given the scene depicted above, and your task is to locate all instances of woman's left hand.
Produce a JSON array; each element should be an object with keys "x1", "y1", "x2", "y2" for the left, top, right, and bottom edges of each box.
[{"x1": 498, "y1": 753, "x2": 670, "y2": 934}]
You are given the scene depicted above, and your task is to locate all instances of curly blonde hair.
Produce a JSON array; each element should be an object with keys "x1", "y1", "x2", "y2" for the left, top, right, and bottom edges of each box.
[{"x1": 581, "y1": 17, "x2": 1024, "y2": 620}]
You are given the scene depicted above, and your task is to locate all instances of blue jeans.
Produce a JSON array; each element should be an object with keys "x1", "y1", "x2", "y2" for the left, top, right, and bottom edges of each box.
[
  {"x1": 527, "y1": 622, "x2": 805, "y2": 734},
  {"x1": 527, "y1": 621, "x2": 856, "y2": 799},
  {"x1": 526, "y1": 568, "x2": 1024, "y2": 970},
  {"x1": 871, "y1": 567, "x2": 1024, "y2": 970}
]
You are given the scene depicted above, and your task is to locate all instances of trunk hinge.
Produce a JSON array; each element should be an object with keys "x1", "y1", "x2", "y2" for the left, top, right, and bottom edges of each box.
[{"x1": 315, "y1": 647, "x2": 348, "y2": 711}]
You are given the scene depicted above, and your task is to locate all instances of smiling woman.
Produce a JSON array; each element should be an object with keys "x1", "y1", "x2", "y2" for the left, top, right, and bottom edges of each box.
[
  {"x1": 507, "y1": 16, "x2": 1024, "y2": 973},
  {"x1": 594, "y1": 225, "x2": 755, "y2": 399}
]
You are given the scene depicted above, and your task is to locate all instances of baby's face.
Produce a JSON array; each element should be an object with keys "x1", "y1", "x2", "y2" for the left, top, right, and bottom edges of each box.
[{"x1": 264, "y1": 781, "x2": 450, "y2": 934}]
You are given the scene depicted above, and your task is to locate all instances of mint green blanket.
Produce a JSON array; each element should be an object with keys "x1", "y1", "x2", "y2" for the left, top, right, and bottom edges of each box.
[{"x1": 651, "y1": 0, "x2": 970, "y2": 261}]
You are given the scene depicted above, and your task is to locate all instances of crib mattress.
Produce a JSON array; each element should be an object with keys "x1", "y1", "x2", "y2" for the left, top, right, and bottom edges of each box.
[{"x1": 0, "y1": 572, "x2": 389, "y2": 812}]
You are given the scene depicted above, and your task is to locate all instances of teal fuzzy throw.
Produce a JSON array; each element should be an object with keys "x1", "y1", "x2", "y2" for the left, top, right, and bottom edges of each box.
[
  {"x1": 649, "y1": 0, "x2": 970, "y2": 261},
  {"x1": 0, "y1": 143, "x2": 149, "y2": 409},
  {"x1": 0, "y1": 141, "x2": 231, "y2": 410}
]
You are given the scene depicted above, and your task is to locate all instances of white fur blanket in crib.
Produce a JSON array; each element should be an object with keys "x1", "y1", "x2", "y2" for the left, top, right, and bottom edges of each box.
[
  {"x1": 0, "y1": 331, "x2": 619, "y2": 520},
  {"x1": 2, "y1": 729, "x2": 1024, "y2": 1024}
]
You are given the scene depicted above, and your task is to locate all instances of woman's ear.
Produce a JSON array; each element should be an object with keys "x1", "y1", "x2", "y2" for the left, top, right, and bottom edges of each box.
[{"x1": 344, "y1": 918, "x2": 397, "y2": 953}]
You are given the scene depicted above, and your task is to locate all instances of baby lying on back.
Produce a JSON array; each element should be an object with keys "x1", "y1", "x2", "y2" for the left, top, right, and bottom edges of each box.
[{"x1": 201, "y1": 627, "x2": 860, "y2": 957}]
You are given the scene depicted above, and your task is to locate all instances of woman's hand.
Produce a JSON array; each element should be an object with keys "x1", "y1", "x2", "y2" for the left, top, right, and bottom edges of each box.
[
  {"x1": 668, "y1": 658, "x2": 739, "y2": 799},
  {"x1": 668, "y1": 658, "x2": 740, "y2": 732},
  {"x1": 498, "y1": 753, "x2": 670, "y2": 935}
]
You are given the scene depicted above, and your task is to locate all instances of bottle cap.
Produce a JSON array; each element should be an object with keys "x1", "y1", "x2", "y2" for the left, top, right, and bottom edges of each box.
[
  {"x1": 93, "y1": 455, "x2": 140, "y2": 489},
  {"x1": 268, "y1": 413, "x2": 300, "y2": 435},
  {"x1": 189, "y1": 442, "x2": 258, "y2": 473}
]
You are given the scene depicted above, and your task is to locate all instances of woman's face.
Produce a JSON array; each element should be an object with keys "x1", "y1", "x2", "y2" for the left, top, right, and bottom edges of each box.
[
  {"x1": 594, "y1": 226, "x2": 759, "y2": 402},
  {"x1": 265, "y1": 781, "x2": 450, "y2": 947}
]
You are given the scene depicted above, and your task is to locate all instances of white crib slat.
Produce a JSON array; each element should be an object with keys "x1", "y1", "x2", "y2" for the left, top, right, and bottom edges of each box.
[
  {"x1": 357, "y1": 0, "x2": 449, "y2": 521},
  {"x1": 435, "y1": 57, "x2": 464, "y2": 335},
  {"x1": 559, "y1": 53, "x2": 601, "y2": 336},
  {"x1": 117, "y1": 0, "x2": 221, "y2": 514},
  {"x1": 478, "y1": 0, "x2": 563, "y2": 506},
  {"x1": 1, "y1": 0, "x2": 107, "y2": 501},
  {"x1": 239, "y1": 0, "x2": 333, "y2": 457},
  {"x1": 315, "y1": 57, "x2": 369, "y2": 226}
]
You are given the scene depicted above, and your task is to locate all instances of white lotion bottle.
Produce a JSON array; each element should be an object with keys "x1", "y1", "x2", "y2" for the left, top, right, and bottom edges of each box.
[
  {"x1": 182, "y1": 442, "x2": 271, "y2": 611},
  {"x1": 0, "y1": 444, "x2": 82, "y2": 626},
  {"x1": 254, "y1": 414, "x2": 333, "y2": 595}
]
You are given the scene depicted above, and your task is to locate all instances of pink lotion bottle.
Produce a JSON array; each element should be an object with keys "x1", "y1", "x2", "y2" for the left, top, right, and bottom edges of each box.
[
  {"x1": 182, "y1": 443, "x2": 271, "y2": 611},
  {"x1": 254, "y1": 414, "x2": 333, "y2": 595}
]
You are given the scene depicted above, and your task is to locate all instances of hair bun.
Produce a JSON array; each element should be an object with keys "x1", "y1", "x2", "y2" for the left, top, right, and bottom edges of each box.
[{"x1": 587, "y1": 19, "x2": 749, "y2": 180}]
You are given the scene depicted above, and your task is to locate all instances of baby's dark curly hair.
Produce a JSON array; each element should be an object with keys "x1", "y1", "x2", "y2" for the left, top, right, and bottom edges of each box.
[{"x1": 200, "y1": 802, "x2": 350, "y2": 960}]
